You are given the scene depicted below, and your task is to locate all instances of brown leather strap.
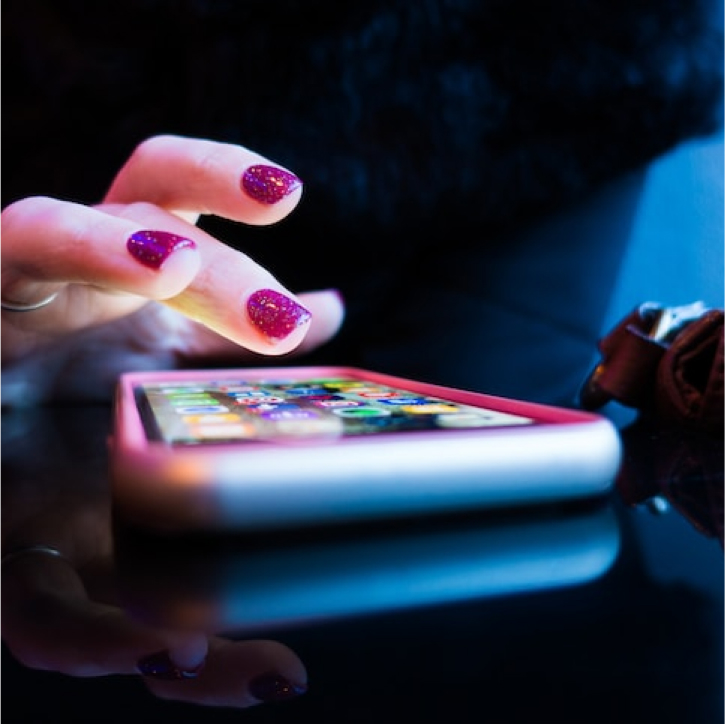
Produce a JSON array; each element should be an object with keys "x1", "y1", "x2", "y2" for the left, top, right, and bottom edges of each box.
[
  {"x1": 580, "y1": 302, "x2": 724, "y2": 435},
  {"x1": 656, "y1": 309, "x2": 724, "y2": 429}
]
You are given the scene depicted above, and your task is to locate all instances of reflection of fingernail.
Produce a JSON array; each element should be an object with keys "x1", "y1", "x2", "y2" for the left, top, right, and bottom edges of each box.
[
  {"x1": 241, "y1": 165, "x2": 302, "y2": 205},
  {"x1": 136, "y1": 650, "x2": 205, "y2": 680},
  {"x1": 247, "y1": 289, "x2": 312, "y2": 342},
  {"x1": 249, "y1": 672, "x2": 307, "y2": 703},
  {"x1": 127, "y1": 230, "x2": 196, "y2": 270}
]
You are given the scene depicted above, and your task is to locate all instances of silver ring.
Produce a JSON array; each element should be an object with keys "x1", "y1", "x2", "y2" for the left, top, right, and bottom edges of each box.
[
  {"x1": 1, "y1": 292, "x2": 59, "y2": 312},
  {"x1": 1, "y1": 544, "x2": 66, "y2": 568}
]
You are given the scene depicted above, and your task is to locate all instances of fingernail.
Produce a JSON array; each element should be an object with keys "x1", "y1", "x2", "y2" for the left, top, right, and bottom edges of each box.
[
  {"x1": 136, "y1": 650, "x2": 205, "y2": 680},
  {"x1": 241, "y1": 165, "x2": 302, "y2": 205},
  {"x1": 247, "y1": 289, "x2": 312, "y2": 342},
  {"x1": 127, "y1": 230, "x2": 196, "y2": 270},
  {"x1": 249, "y1": 672, "x2": 307, "y2": 703}
]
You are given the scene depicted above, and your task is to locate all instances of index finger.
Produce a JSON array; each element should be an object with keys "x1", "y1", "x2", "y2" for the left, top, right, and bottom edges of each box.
[{"x1": 104, "y1": 135, "x2": 303, "y2": 226}]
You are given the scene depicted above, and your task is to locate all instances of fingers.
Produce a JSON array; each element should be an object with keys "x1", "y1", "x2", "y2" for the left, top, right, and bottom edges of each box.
[
  {"x1": 2, "y1": 198, "x2": 327, "y2": 356},
  {"x1": 104, "y1": 135, "x2": 303, "y2": 226},
  {"x1": 2, "y1": 197, "x2": 200, "y2": 308},
  {"x1": 145, "y1": 638, "x2": 308, "y2": 708},
  {"x1": 1, "y1": 550, "x2": 201, "y2": 677},
  {"x1": 106, "y1": 200, "x2": 320, "y2": 355},
  {"x1": 1, "y1": 552, "x2": 307, "y2": 708},
  {"x1": 177, "y1": 288, "x2": 345, "y2": 361},
  {"x1": 1, "y1": 135, "x2": 343, "y2": 359}
]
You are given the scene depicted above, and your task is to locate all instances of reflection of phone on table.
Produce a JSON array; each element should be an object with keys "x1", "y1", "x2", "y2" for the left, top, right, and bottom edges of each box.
[
  {"x1": 117, "y1": 503, "x2": 621, "y2": 634},
  {"x1": 110, "y1": 366, "x2": 621, "y2": 531}
]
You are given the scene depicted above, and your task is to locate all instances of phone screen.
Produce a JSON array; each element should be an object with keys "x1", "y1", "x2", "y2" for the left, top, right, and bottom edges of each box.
[{"x1": 136, "y1": 374, "x2": 535, "y2": 446}]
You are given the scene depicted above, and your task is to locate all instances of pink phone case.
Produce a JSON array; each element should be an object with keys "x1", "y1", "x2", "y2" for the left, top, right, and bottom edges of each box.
[{"x1": 110, "y1": 366, "x2": 621, "y2": 531}]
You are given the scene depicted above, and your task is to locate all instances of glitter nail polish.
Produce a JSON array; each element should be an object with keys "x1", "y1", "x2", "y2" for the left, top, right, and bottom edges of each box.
[
  {"x1": 127, "y1": 230, "x2": 196, "y2": 269},
  {"x1": 247, "y1": 289, "x2": 312, "y2": 342},
  {"x1": 241, "y1": 165, "x2": 302, "y2": 205},
  {"x1": 249, "y1": 672, "x2": 307, "y2": 703}
]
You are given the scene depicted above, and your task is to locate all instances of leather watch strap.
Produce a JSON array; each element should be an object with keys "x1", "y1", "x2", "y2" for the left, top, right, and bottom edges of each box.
[{"x1": 580, "y1": 301, "x2": 724, "y2": 435}]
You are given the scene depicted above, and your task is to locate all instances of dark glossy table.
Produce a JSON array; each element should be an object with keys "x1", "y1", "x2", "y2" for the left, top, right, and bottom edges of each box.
[{"x1": 2, "y1": 404, "x2": 722, "y2": 724}]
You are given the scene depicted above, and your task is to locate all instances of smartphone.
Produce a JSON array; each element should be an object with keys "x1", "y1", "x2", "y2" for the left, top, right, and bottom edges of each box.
[{"x1": 109, "y1": 366, "x2": 622, "y2": 532}]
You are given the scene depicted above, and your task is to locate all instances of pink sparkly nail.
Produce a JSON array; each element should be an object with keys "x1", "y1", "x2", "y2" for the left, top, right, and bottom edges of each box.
[
  {"x1": 247, "y1": 289, "x2": 312, "y2": 342},
  {"x1": 241, "y1": 165, "x2": 302, "y2": 205},
  {"x1": 127, "y1": 230, "x2": 196, "y2": 269}
]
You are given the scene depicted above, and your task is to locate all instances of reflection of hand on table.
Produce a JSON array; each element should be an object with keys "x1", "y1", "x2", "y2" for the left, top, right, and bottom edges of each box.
[{"x1": 1, "y1": 407, "x2": 307, "y2": 708}]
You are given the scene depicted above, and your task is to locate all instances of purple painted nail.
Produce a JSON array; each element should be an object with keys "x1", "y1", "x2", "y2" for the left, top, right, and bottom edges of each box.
[
  {"x1": 247, "y1": 289, "x2": 312, "y2": 342},
  {"x1": 136, "y1": 650, "x2": 205, "y2": 680},
  {"x1": 127, "y1": 230, "x2": 196, "y2": 270},
  {"x1": 241, "y1": 165, "x2": 302, "y2": 205},
  {"x1": 249, "y1": 672, "x2": 307, "y2": 703}
]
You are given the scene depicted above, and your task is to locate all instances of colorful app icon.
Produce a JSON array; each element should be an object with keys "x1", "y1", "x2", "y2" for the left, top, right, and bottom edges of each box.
[
  {"x1": 277, "y1": 387, "x2": 330, "y2": 396},
  {"x1": 233, "y1": 396, "x2": 286, "y2": 406},
  {"x1": 322, "y1": 379, "x2": 361, "y2": 388},
  {"x1": 337, "y1": 385, "x2": 384, "y2": 394},
  {"x1": 167, "y1": 395, "x2": 218, "y2": 406},
  {"x1": 245, "y1": 402, "x2": 299, "y2": 413},
  {"x1": 377, "y1": 397, "x2": 428, "y2": 406},
  {"x1": 400, "y1": 403, "x2": 461, "y2": 414},
  {"x1": 332, "y1": 407, "x2": 392, "y2": 418},
  {"x1": 182, "y1": 413, "x2": 243, "y2": 425}
]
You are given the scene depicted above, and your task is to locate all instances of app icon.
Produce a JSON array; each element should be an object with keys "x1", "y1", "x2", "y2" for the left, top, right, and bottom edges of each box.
[
  {"x1": 233, "y1": 396, "x2": 286, "y2": 406},
  {"x1": 167, "y1": 395, "x2": 218, "y2": 406},
  {"x1": 182, "y1": 413, "x2": 243, "y2": 425},
  {"x1": 337, "y1": 385, "x2": 383, "y2": 394},
  {"x1": 332, "y1": 407, "x2": 392, "y2": 418},
  {"x1": 246, "y1": 402, "x2": 298, "y2": 413},
  {"x1": 377, "y1": 397, "x2": 427, "y2": 406},
  {"x1": 400, "y1": 403, "x2": 461, "y2": 414},
  {"x1": 277, "y1": 387, "x2": 330, "y2": 396}
]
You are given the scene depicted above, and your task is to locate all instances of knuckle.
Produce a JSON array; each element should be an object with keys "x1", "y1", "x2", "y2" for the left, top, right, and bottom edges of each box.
[
  {"x1": 2, "y1": 195, "x2": 62, "y2": 228},
  {"x1": 3, "y1": 197, "x2": 90, "y2": 261},
  {"x1": 185, "y1": 144, "x2": 230, "y2": 194},
  {"x1": 114, "y1": 200, "x2": 164, "y2": 223},
  {"x1": 130, "y1": 134, "x2": 181, "y2": 163}
]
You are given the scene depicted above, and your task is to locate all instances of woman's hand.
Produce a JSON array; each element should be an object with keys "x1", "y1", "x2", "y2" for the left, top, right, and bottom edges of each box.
[{"x1": 1, "y1": 135, "x2": 344, "y2": 404}]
